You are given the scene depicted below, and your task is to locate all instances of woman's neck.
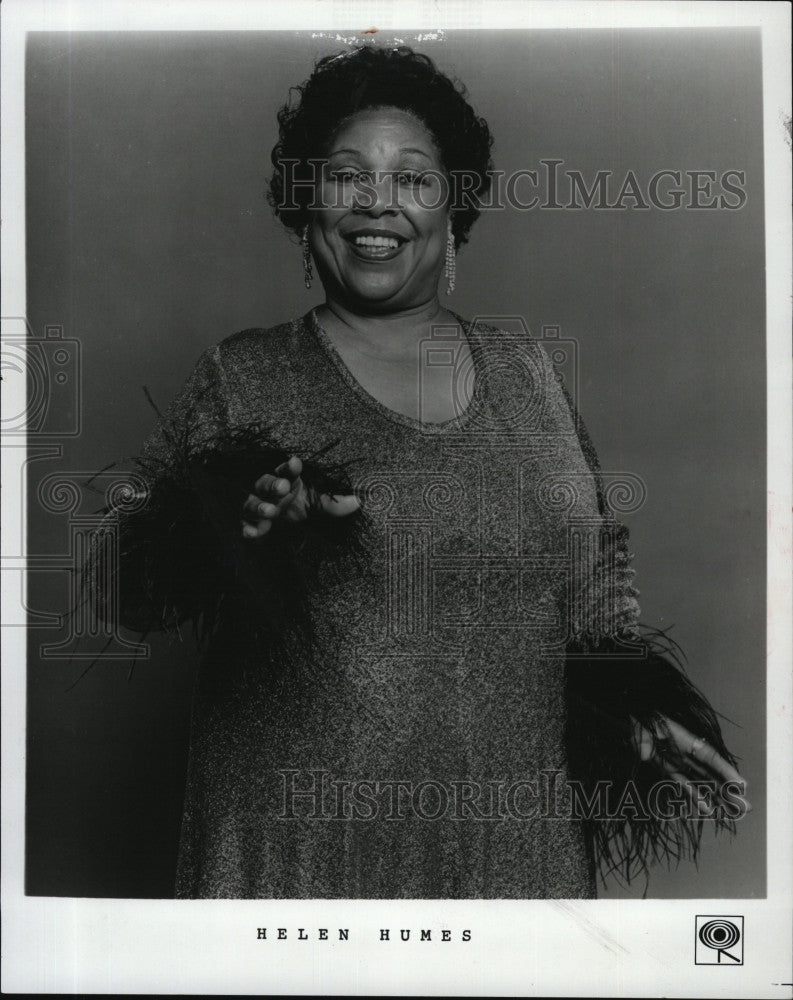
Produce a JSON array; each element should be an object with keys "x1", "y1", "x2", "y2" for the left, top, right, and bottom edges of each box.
[{"x1": 315, "y1": 296, "x2": 457, "y2": 361}]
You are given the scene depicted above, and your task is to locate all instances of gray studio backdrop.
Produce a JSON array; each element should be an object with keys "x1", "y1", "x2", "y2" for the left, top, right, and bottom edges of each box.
[{"x1": 25, "y1": 29, "x2": 765, "y2": 898}]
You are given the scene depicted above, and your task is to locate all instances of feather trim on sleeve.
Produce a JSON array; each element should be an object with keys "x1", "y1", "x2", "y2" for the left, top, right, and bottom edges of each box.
[
  {"x1": 563, "y1": 521, "x2": 742, "y2": 887},
  {"x1": 85, "y1": 420, "x2": 369, "y2": 684}
]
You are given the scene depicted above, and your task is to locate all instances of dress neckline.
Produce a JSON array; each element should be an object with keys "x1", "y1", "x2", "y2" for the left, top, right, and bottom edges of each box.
[{"x1": 304, "y1": 306, "x2": 482, "y2": 434}]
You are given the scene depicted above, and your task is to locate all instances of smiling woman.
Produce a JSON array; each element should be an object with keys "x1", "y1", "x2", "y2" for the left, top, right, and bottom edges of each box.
[
  {"x1": 91, "y1": 44, "x2": 748, "y2": 900},
  {"x1": 312, "y1": 109, "x2": 450, "y2": 307},
  {"x1": 307, "y1": 107, "x2": 476, "y2": 424}
]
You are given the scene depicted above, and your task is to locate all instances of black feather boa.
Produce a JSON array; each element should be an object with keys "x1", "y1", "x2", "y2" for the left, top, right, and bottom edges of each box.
[
  {"x1": 564, "y1": 627, "x2": 741, "y2": 887},
  {"x1": 89, "y1": 421, "x2": 370, "y2": 684}
]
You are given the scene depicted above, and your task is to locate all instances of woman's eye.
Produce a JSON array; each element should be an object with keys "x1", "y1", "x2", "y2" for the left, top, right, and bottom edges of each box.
[
  {"x1": 395, "y1": 171, "x2": 427, "y2": 186},
  {"x1": 329, "y1": 169, "x2": 360, "y2": 183}
]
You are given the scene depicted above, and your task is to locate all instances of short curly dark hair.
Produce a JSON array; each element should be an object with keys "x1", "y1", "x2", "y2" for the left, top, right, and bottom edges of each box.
[{"x1": 267, "y1": 46, "x2": 494, "y2": 249}]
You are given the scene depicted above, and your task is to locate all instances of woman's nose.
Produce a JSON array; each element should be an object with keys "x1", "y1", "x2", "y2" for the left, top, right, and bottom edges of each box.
[{"x1": 352, "y1": 172, "x2": 399, "y2": 215}]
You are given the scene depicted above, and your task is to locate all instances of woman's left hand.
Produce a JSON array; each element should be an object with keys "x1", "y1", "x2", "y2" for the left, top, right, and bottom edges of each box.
[{"x1": 632, "y1": 715, "x2": 752, "y2": 816}]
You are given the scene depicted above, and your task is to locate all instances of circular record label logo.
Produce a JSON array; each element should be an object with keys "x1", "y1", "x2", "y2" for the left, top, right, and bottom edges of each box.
[{"x1": 695, "y1": 915, "x2": 744, "y2": 965}]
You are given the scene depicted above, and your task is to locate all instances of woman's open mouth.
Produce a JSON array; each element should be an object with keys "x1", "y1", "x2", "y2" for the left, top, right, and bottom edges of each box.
[{"x1": 344, "y1": 232, "x2": 408, "y2": 261}]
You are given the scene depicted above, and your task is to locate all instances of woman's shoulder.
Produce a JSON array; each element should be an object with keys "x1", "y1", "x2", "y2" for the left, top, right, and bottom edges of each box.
[
  {"x1": 206, "y1": 312, "x2": 318, "y2": 388},
  {"x1": 215, "y1": 312, "x2": 312, "y2": 360},
  {"x1": 459, "y1": 310, "x2": 592, "y2": 443},
  {"x1": 457, "y1": 311, "x2": 558, "y2": 381}
]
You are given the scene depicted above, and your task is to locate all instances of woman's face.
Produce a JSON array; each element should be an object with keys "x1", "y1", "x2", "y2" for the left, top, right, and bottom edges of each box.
[{"x1": 308, "y1": 106, "x2": 450, "y2": 314}]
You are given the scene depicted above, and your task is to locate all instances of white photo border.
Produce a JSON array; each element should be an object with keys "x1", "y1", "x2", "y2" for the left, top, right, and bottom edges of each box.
[{"x1": 2, "y1": 1, "x2": 791, "y2": 996}]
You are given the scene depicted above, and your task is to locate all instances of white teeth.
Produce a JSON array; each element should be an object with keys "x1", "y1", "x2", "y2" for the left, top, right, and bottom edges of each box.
[{"x1": 353, "y1": 235, "x2": 400, "y2": 249}]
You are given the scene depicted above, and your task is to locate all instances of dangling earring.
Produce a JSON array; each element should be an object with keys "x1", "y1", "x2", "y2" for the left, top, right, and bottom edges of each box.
[
  {"x1": 444, "y1": 219, "x2": 456, "y2": 295},
  {"x1": 302, "y1": 225, "x2": 313, "y2": 289}
]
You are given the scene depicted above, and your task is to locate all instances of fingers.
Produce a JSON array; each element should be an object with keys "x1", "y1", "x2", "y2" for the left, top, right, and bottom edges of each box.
[
  {"x1": 242, "y1": 510, "x2": 274, "y2": 540},
  {"x1": 244, "y1": 455, "x2": 360, "y2": 539},
  {"x1": 274, "y1": 455, "x2": 302, "y2": 483},
  {"x1": 252, "y1": 473, "x2": 293, "y2": 502},
  {"x1": 664, "y1": 718, "x2": 746, "y2": 786},
  {"x1": 242, "y1": 494, "x2": 280, "y2": 521},
  {"x1": 655, "y1": 755, "x2": 720, "y2": 817},
  {"x1": 251, "y1": 454, "x2": 302, "y2": 499},
  {"x1": 319, "y1": 492, "x2": 360, "y2": 518},
  {"x1": 242, "y1": 484, "x2": 299, "y2": 538},
  {"x1": 637, "y1": 714, "x2": 752, "y2": 815},
  {"x1": 631, "y1": 718, "x2": 656, "y2": 762},
  {"x1": 243, "y1": 456, "x2": 304, "y2": 539}
]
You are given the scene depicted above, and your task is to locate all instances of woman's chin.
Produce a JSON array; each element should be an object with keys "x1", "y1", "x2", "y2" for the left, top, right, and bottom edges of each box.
[{"x1": 336, "y1": 277, "x2": 422, "y2": 310}]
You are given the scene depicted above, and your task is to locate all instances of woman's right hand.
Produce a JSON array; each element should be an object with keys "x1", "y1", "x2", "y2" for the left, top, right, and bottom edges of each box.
[{"x1": 241, "y1": 455, "x2": 359, "y2": 539}]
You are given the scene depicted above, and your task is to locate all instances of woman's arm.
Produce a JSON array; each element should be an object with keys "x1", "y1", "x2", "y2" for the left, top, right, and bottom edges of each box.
[
  {"x1": 84, "y1": 341, "x2": 364, "y2": 653},
  {"x1": 84, "y1": 345, "x2": 234, "y2": 635},
  {"x1": 557, "y1": 380, "x2": 749, "y2": 885}
]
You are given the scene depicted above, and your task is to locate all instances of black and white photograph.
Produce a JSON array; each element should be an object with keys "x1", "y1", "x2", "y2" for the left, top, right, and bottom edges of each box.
[{"x1": 2, "y1": 1, "x2": 791, "y2": 995}]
